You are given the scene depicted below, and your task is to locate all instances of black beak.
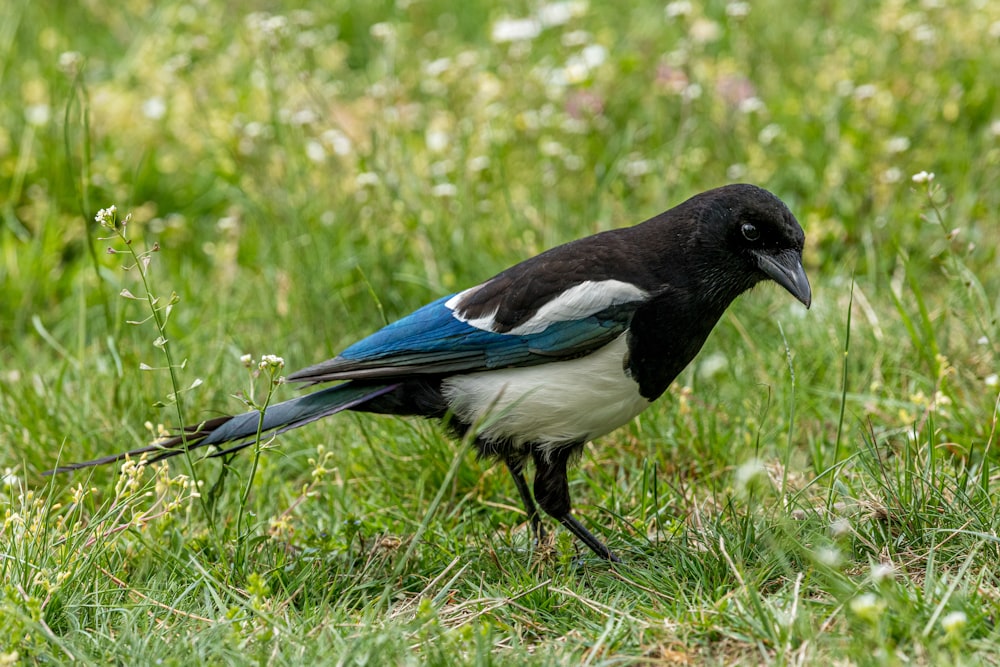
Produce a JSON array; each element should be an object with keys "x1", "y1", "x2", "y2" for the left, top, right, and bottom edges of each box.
[{"x1": 756, "y1": 249, "x2": 812, "y2": 308}]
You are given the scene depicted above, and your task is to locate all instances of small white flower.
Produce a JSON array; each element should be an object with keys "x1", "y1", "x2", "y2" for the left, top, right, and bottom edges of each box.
[
  {"x1": 423, "y1": 57, "x2": 453, "y2": 77},
  {"x1": 491, "y1": 18, "x2": 542, "y2": 43},
  {"x1": 725, "y1": 2, "x2": 750, "y2": 18},
  {"x1": 681, "y1": 83, "x2": 702, "y2": 101},
  {"x1": 322, "y1": 129, "x2": 353, "y2": 156},
  {"x1": 830, "y1": 517, "x2": 851, "y2": 537},
  {"x1": 243, "y1": 121, "x2": 265, "y2": 138},
  {"x1": 665, "y1": 1, "x2": 693, "y2": 18},
  {"x1": 467, "y1": 155, "x2": 490, "y2": 172},
  {"x1": 977, "y1": 336, "x2": 989, "y2": 345},
  {"x1": 758, "y1": 123, "x2": 782, "y2": 145},
  {"x1": 850, "y1": 593, "x2": 884, "y2": 622},
  {"x1": 259, "y1": 354, "x2": 284, "y2": 370},
  {"x1": 95, "y1": 205, "x2": 117, "y2": 226},
  {"x1": 689, "y1": 18, "x2": 721, "y2": 43},
  {"x1": 370, "y1": 22, "x2": 395, "y2": 40},
  {"x1": 623, "y1": 157, "x2": 652, "y2": 178},
  {"x1": 355, "y1": 172, "x2": 380, "y2": 188},
  {"x1": 885, "y1": 136, "x2": 910, "y2": 153},
  {"x1": 853, "y1": 83, "x2": 877, "y2": 100},
  {"x1": 562, "y1": 30, "x2": 591, "y2": 47},
  {"x1": 305, "y1": 140, "x2": 325, "y2": 163},
  {"x1": 431, "y1": 183, "x2": 457, "y2": 198},
  {"x1": 815, "y1": 546, "x2": 841, "y2": 567},
  {"x1": 912, "y1": 24, "x2": 935, "y2": 43},
  {"x1": 941, "y1": 610, "x2": 967, "y2": 634},
  {"x1": 881, "y1": 167, "x2": 903, "y2": 184},
  {"x1": 735, "y1": 458, "x2": 766, "y2": 487},
  {"x1": 260, "y1": 14, "x2": 288, "y2": 39},
  {"x1": 985, "y1": 374, "x2": 998, "y2": 387},
  {"x1": 911, "y1": 170, "x2": 935, "y2": 184},
  {"x1": 25, "y1": 104, "x2": 51, "y2": 126},
  {"x1": 580, "y1": 44, "x2": 607, "y2": 68},
  {"x1": 290, "y1": 109, "x2": 318, "y2": 126},
  {"x1": 143, "y1": 97, "x2": 167, "y2": 120},
  {"x1": 871, "y1": 562, "x2": 895, "y2": 583},
  {"x1": 426, "y1": 129, "x2": 450, "y2": 153},
  {"x1": 2, "y1": 467, "x2": 18, "y2": 487},
  {"x1": 697, "y1": 351, "x2": 728, "y2": 380},
  {"x1": 58, "y1": 51, "x2": 84, "y2": 75},
  {"x1": 738, "y1": 97, "x2": 765, "y2": 114},
  {"x1": 537, "y1": 1, "x2": 586, "y2": 27},
  {"x1": 240, "y1": 354, "x2": 253, "y2": 367}
]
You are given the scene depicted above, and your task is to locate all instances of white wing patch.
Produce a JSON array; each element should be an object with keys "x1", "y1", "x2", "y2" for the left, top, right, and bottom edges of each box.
[
  {"x1": 508, "y1": 280, "x2": 648, "y2": 334},
  {"x1": 447, "y1": 279, "x2": 648, "y2": 334}
]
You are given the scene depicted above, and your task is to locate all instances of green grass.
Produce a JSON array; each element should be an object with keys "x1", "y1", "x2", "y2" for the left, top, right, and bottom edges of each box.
[{"x1": 3, "y1": 0, "x2": 1000, "y2": 663}]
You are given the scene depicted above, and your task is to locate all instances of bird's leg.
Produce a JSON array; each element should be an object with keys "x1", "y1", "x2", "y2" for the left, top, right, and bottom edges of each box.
[
  {"x1": 504, "y1": 455, "x2": 546, "y2": 544},
  {"x1": 532, "y1": 447, "x2": 621, "y2": 563}
]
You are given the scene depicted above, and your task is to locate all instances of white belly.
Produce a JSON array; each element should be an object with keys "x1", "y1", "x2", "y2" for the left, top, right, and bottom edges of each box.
[{"x1": 441, "y1": 334, "x2": 650, "y2": 454}]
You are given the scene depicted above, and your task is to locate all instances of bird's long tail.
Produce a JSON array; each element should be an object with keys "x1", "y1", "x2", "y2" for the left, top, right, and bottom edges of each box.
[{"x1": 47, "y1": 382, "x2": 401, "y2": 474}]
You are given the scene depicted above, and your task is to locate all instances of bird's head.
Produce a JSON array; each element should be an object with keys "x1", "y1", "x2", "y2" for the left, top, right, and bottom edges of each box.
[{"x1": 687, "y1": 184, "x2": 811, "y2": 309}]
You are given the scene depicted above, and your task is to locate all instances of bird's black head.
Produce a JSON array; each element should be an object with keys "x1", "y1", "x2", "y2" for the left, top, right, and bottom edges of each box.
[{"x1": 685, "y1": 184, "x2": 811, "y2": 309}]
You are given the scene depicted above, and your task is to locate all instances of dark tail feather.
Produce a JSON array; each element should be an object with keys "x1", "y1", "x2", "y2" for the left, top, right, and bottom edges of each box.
[{"x1": 46, "y1": 382, "x2": 400, "y2": 475}]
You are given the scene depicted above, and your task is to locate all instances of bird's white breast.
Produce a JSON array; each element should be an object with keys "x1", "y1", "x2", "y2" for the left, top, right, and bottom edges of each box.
[{"x1": 441, "y1": 333, "x2": 649, "y2": 455}]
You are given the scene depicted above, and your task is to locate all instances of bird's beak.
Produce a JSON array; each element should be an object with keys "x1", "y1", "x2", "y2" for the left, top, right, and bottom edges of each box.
[{"x1": 756, "y1": 250, "x2": 812, "y2": 308}]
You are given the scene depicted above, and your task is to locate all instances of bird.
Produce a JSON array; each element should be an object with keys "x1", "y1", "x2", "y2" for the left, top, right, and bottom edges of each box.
[{"x1": 50, "y1": 183, "x2": 811, "y2": 562}]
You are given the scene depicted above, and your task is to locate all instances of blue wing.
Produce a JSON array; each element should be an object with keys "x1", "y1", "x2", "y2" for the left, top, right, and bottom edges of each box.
[{"x1": 287, "y1": 294, "x2": 639, "y2": 383}]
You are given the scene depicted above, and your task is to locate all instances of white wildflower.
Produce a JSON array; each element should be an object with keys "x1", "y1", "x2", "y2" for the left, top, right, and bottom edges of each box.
[
  {"x1": 426, "y1": 129, "x2": 450, "y2": 153},
  {"x1": 290, "y1": 108, "x2": 318, "y2": 126},
  {"x1": 58, "y1": 51, "x2": 84, "y2": 76},
  {"x1": 355, "y1": 172, "x2": 380, "y2": 188},
  {"x1": 871, "y1": 562, "x2": 895, "y2": 583},
  {"x1": 322, "y1": 129, "x2": 353, "y2": 156},
  {"x1": 305, "y1": 140, "x2": 325, "y2": 163},
  {"x1": 881, "y1": 167, "x2": 903, "y2": 184},
  {"x1": 941, "y1": 610, "x2": 968, "y2": 635},
  {"x1": 725, "y1": 2, "x2": 750, "y2": 18},
  {"x1": 853, "y1": 83, "x2": 877, "y2": 100},
  {"x1": 538, "y1": 1, "x2": 587, "y2": 27},
  {"x1": 95, "y1": 205, "x2": 117, "y2": 227},
  {"x1": 370, "y1": 22, "x2": 395, "y2": 40},
  {"x1": 738, "y1": 97, "x2": 765, "y2": 114},
  {"x1": 665, "y1": 1, "x2": 693, "y2": 18},
  {"x1": 143, "y1": 97, "x2": 167, "y2": 120},
  {"x1": 431, "y1": 183, "x2": 458, "y2": 198},
  {"x1": 491, "y1": 18, "x2": 542, "y2": 43},
  {"x1": 850, "y1": 593, "x2": 884, "y2": 622},
  {"x1": 259, "y1": 354, "x2": 284, "y2": 370},
  {"x1": 25, "y1": 104, "x2": 51, "y2": 126},
  {"x1": 885, "y1": 136, "x2": 910, "y2": 153}
]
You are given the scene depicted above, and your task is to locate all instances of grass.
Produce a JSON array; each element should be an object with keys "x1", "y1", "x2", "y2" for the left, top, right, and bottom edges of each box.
[{"x1": 2, "y1": 0, "x2": 1000, "y2": 663}]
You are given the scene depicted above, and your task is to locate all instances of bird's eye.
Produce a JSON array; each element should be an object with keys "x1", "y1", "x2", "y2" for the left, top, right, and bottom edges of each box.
[{"x1": 741, "y1": 223, "x2": 760, "y2": 242}]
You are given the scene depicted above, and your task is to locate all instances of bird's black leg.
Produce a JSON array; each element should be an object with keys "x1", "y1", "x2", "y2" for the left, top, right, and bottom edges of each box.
[
  {"x1": 504, "y1": 455, "x2": 547, "y2": 544},
  {"x1": 532, "y1": 447, "x2": 621, "y2": 563}
]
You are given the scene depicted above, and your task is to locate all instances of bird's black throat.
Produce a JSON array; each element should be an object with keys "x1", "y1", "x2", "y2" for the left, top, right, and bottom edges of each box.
[{"x1": 625, "y1": 290, "x2": 734, "y2": 401}]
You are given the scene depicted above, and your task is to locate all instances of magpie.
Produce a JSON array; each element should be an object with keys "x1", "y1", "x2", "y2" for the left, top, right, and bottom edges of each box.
[{"x1": 51, "y1": 184, "x2": 811, "y2": 562}]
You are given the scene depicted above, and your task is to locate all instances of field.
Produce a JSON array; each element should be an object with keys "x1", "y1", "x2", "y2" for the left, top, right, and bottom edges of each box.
[{"x1": 2, "y1": 0, "x2": 1000, "y2": 664}]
